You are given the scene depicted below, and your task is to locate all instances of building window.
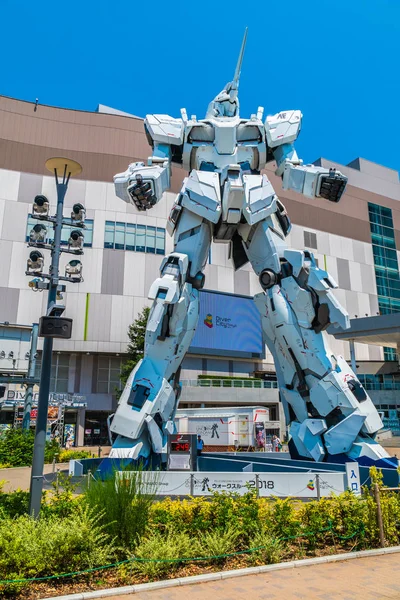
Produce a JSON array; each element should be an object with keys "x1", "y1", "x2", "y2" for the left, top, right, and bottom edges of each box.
[
  {"x1": 96, "y1": 355, "x2": 122, "y2": 394},
  {"x1": 26, "y1": 215, "x2": 94, "y2": 247},
  {"x1": 304, "y1": 231, "x2": 317, "y2": 249},
  {"x1": 104, "y1": 221, "x2": 165, "y2": 254},
  {"x1": 384, "y1": 347, "x2": 398, "y2": 362},
  {"x1": 368, "y1": 203, "x2": 400, "y2": 314},
  {"x1": 35, "y1": 353, "x2": 70, "y2": 393}
]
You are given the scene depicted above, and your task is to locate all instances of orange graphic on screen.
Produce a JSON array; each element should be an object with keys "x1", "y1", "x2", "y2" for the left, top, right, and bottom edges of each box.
[{"x1": 204, "y1": 314, "x2": 213, "y2": 328}]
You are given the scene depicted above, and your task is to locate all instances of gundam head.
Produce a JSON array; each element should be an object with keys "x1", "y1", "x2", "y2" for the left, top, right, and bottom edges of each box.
[{"x1": 205, "y1": 28, "x2": 247, "y2": 119}]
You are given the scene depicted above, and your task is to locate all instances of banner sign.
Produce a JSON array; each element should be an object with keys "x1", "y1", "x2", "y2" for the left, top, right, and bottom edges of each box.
[
  {"x1": 118, "y1": 471, "x2": 346, "y2": 498},
  {"x1": 345, "y1": 462, "x2": 361, "y2": 496}
]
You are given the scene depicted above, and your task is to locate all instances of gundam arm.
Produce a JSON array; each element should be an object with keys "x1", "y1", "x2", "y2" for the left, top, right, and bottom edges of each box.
[
  {"x1": 114, "y1": 114, "x2": 184, "y2": 210},
  {"x1": 265, "y1": 110, "x2": 348, "y2": 203}
]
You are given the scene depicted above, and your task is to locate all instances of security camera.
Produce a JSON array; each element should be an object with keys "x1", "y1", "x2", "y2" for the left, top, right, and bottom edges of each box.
[
  {"x1": 33, "y1": 195, "x2": 49, "y2": 216},
  {"x1": 71, "y1": 203, "x2": 85, "y2": 222},
  {"x1": 27, "y1": 250, "x2": 44, "y2": 274},
  {"x1": 0, "y1": 351, "x2": 4, "y2": 359},
  {"x1": 65, "y1": 259, "x2": 83, "y2": 278},
  {"x1": 68, "y1": 229, "x2": 84, "y2": 248},
  {"x1": 30, "y1": 223, "x2": 47, "y2": 243},
  {"x1": 8, "y1": 351, "x2": 14, "y2": 359}
]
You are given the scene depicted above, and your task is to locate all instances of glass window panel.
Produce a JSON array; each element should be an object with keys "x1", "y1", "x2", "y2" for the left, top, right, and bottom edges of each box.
[
  {"x1": 57, "y1": 366, "x2": 69, "y2": 380},
  {"x1": 110, "y1": 357, "x2": 121, "y2": 369},
  {"x1": 83, "y1": 219, "x2": 94, "y2": 247},
  {"x1": 156, "y1": 228, "x2": 165, "y2": 255},
  {"x1": 146, "y1": 226, "x2": 156, "y2": 253},
  {"x1": 26, "y1": 216, "x2": 36, "y2": 242},
  {"x1": 98, "y1": 368, "x2": 110, "y2": 382},
  {"x1": 381, "y1": 206, "x2": 392, "y2": 218},
  {"x1": 55, "y1": 379, "x2": 68, "y2": 393},
  {"x1": 136, "y1": 224, "x2": 146, "y2": 252},
  {"x1": 98, "y1": 356, "x2": 109, "y2": 369},
  {"x1": 59, "y1": 355, "x2": 70, "y2": 366},
  {"x1": 104, "y1": 221, "x2": 115, "y2": 249},
  {"x1": 115, "y1": 222, "x2": 125, "y2": 250},
  {"x1": 60, "y1": 224, "x2": 71, "y2": 246},
  {"x1": 381, "y1": 215, "x2": 394, "y2": 228},
  {"x1": 97, "y1": 381, "x2": 109, "y2": 393},
  {"x1": 126, "y1": 223, "x2": 136, "y2": 251}
]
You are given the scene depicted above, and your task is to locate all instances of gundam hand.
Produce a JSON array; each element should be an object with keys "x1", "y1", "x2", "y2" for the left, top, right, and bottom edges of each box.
[
  {"x1": 114, "y1": 162, "x2": 170, "y2": 208},
  {"x1": 317, "y1": 168, "x2": 347, "y2": 203},
  {"x1": 129, "y1": 173, "x2": 157, "y2": 211}
]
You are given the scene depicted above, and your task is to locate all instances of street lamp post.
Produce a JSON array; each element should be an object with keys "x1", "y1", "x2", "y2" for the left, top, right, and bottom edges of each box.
[
  {"x1": 28, "y1": 157, "x2": 83, "y2": 517},
  {"x1": 22, "y1": 322, "x2": 39, "y2": 431}
]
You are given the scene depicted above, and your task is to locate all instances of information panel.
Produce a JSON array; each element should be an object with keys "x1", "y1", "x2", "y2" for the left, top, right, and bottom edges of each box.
[{"x1": 190, "y1": 290, "x2": 263, "y2": 357}]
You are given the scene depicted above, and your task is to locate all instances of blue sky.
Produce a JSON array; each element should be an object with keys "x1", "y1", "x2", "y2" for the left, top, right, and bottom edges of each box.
[{"x1": 1, "y1": 0, "x2": 399, "y2": 170}]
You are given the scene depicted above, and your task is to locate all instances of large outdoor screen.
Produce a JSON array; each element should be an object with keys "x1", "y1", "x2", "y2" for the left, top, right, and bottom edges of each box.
[{"x1": 189, "y1": 290, "x2": 263, "y2": 358}]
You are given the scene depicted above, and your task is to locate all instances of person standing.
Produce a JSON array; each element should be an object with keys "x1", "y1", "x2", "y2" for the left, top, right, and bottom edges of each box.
[
  {"x1": 197, "y1": 435, "x2": 204, "y2": 456},
  {"x1": 272, "y1": 435, "x2": 281, "y2": 452}
]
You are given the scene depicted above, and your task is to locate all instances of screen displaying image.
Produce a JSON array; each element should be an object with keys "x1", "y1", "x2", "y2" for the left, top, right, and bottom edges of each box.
[{"x1": 190, "y1": 290, "x2": 263, "y2": 357}]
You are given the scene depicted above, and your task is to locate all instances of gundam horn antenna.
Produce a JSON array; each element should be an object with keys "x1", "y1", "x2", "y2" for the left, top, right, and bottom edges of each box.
[{"x1": 233, "y1": 27, "x2": 248, "y2": 88}]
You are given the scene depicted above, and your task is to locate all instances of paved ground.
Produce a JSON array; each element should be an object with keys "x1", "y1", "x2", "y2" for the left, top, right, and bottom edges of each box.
[
  {"x1": 0, "y1": 463, "x2": 69, "y2": 492},
  {"x1": 115, "y1": 554, "x2": 400, "y2": 600}
]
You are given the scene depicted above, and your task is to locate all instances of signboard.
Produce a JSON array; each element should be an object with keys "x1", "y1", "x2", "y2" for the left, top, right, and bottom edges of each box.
[
  {"x1": 190, "y1": 290, "x2": 263, "y2": 357},
  {"x1": 15, "y1": 404, "x2": 60, "y2": 425},
  {"x1": 255, "y1": 422, "x2": 266, "y2": 448},
  {"x1": 189, "y1": 417, "x2": 230, "y2": 446},
  {"x1": 124, "y1": 471, "x2": 346, "y2": 498},
  {"x1": 345, "y1": 462, "x2": 361, "y2": 496}
]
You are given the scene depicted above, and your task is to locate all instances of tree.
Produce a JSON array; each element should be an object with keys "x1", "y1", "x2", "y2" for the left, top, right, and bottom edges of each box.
[{"x1": 119, "y1": 306, "x2": 150, "y2": 395}]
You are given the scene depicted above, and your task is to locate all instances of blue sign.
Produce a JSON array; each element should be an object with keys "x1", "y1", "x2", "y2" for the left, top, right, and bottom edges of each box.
[{"x1": 190, "y1": 291, "x2": 263, "y2": 357}]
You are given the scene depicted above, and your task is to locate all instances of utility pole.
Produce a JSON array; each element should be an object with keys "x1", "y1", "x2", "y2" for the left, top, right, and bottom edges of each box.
[
  {"x1": 22, "y1": 323, "x2": 39, "y2": 431},
  {"x1": 27, "y1": 157, "x2": 84, "y2": 517}
]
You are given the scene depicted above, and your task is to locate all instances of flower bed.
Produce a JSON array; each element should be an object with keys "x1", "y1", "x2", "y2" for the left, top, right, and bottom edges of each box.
[{"x1": 0, "y1": 468, "x2": 399, "y2": 598}]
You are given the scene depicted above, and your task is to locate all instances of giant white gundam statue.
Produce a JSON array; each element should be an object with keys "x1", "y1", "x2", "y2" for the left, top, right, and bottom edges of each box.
[{"x1": 110, "y1": 30, "x2": 392, "y2": 468}]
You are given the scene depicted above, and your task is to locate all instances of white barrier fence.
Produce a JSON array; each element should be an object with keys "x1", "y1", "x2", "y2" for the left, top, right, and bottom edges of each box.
[{"x1": 117, "y1": 471, "x2": 347, "y2": 499}]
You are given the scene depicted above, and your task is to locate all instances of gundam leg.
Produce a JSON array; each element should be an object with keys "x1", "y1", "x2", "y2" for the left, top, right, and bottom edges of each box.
[
  {"x1": 240, "y1": 207, "x2": 392, "y2": 466},
  {"x1": 110, "y1": 202, "x2": 212, "y2": 463}
]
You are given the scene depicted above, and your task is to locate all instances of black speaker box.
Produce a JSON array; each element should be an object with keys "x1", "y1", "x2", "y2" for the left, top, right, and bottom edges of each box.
[{"x1": 39, "y1": 316, "x2": 73, "y2": 339}]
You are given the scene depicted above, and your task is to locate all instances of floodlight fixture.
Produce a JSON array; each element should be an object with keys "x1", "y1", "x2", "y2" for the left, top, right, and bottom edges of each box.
[
  {"x1": 30, "y1": 223, "x2": 47, "y2": 243},
  {"x1": 27, "y1": 250, "x2": 44, "y2": 274},
  {"x1": 68, "y1": 229, "x2": 84, "y2": 249},
  {"x1": 65, "y1": 259, "x2": 83, "y2": 278},
  {"x1": 71, "y1": 203, "x2": 85, "y2": 222},
  {"x1": 33, "y1": 195, "x2": 49, "y2": 216}
]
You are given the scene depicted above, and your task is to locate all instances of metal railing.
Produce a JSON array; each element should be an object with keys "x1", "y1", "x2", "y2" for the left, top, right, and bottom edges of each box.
[{"x1": 181, "y1": 379, "x2": 278, "y2": 389}]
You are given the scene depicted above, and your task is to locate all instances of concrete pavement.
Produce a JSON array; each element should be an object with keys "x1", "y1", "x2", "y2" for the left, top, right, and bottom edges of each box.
[
  {"x1": 113, "y1": 553, "x2": 400, "y2": 600},
  {"x1": 0, "y1": 463, "x2": 69, "y2": 492}
]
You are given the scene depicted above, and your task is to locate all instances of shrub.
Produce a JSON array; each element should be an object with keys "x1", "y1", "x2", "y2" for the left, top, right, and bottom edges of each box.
[
  {"x1": 84, "y1": 469, "x2": 157, "y2": 553},
  {"x1": 0, "y1": 429, "x2": 60, "y2": 467},
  {"x1": 0, "y1": 488, "x2": 29, "y2": 519},
  {"x1": 248, "y1": 530, "x2": 283, "y2": 565},
  {"x1": 0, "y1": 506, "x2": 117, "y2": 594},
  {"x1": 132, "y1": 530, "x2": 200, "y2": 579},
  {"x1": 149, "y1": 491, "x2": 259, "y2": 544},
  {"x1": 198, "y1": 526, "x2": 239, "y2": 562},
  {"x1": 58, "y1": 449, "x2": 92, "y2": 462}
]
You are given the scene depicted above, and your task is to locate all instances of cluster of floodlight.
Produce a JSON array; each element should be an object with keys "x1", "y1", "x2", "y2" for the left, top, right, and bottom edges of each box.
[{"x1": 27, "y1": 196, "x2": 85, "y2": 283}]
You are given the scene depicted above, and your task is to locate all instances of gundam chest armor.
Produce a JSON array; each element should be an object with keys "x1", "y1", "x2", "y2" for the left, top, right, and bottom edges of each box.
[{"x1": 110, "y1": 30, "x2": 395, "y2": 470}]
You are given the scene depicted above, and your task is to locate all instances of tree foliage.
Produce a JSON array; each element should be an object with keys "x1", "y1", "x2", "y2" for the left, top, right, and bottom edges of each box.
[
  {"x1": 0, "y1": 428, "x2": 60, "y2": 467},
  {"x1": 119, "y1": 306, "x2": 150, "y2": 393}
]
